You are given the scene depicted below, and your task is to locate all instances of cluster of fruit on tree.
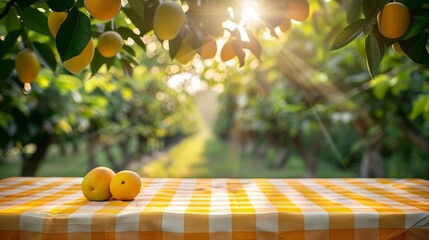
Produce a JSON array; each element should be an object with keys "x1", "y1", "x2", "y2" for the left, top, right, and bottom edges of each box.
[
  {"x1": 13, "y1": 0, "x2": 310, "y2": 86},
  {"x1": 81, "y1": 167, "x2": 142, "y2": 201}
]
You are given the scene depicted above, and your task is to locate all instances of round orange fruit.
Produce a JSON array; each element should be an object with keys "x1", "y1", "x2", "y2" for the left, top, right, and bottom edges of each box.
[
  {"x1": 200, "y1": 37, "x2": 217, "y2": 59},
  {"x1": 98, "y1": 31, "x2": 123, "y2": 58},
  {"x1": 285, "y1": 0, "x2": 310, "y2": 22},
  {"x1": 377, "y1": 2, "x2": 410, "y2": 39},
  {"x1": 84, "y1": 0, "x2": 121, "y2": 21},
  {"x1": 110, "y1": 170, "x2": 141, "y2": 201},
  {"x1": 15, "y1": 49, "x2": 40, "y2": 84},
  {"x1": 153, "y1": 2, "x2": 185, "y2": 40},
  {"x1": 81, "y1": 166, "x2": 116, "y2": 201}
]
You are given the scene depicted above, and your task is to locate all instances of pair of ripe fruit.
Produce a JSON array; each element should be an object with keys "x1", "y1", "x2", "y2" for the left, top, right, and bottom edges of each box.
[
  {"x1": 48, "y1": 11, "x2": 123, "y2": 74},
  {"x1": 81, "y1": 167, "x2": 142, "y2": 201}
]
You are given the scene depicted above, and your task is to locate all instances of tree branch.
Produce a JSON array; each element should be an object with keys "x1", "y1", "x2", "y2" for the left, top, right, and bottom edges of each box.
[{"x1": 0, "y1": 0, "x2": 16, "y2": 20}]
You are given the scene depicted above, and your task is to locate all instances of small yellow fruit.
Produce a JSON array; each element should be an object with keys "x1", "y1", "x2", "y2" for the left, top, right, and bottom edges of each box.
[
  {"x1": 63, "y1": 38, "x2": 95, "y2": 74},
  {"x1": 200, "y1": 37, "x2": 217, "y2": 59},
  {"x1": 392, "y1": 42, "x2": 405, "y2": 55},
  {"x1": 153, "y1": 2, "x2": 185, "y2": 40},
  {"x1": 220, "y1": 40, "x2": 236, "y2": 62},
  {"x1": 285, "y1": 0, "x2": 310, "y2": 22},
  {"x1": 84, "y1": 0, "x2": 121, "y2": 21},
  {"x1": 279, "y1": 17, "x2": 291, "y2": 32},
  {"x1": 377, "y1": 2, "x2": 410, "y2": 39},
  {"x1": 98, "y1": 31, "x2": 123, "y2": 58},
  {"x1": 15, "y1": 49, "x2": 40, "y2": 84},
  {"x1": 110, "y1": 170, "x2": 141, "y2": 201},
  {"x1": 81, "y1": 166, "x2": 116, "y2": 201},
  {"x1": 48, "y1": 11, "x2": 68, "y2": 37},
  {"x1": 175, "y1": 37, "x2": 196, "y2": 64}
]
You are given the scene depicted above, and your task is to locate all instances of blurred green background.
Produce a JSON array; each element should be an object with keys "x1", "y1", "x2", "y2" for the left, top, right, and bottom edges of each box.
[{"x1": 1, "y1": 0, "x2": 428, "y2": 179}]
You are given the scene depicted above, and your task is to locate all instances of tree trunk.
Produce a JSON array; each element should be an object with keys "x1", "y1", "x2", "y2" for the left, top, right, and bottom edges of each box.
[
  {"x1": 72, "y1": 140, "x2": 79, "y2": 154},
  {"x1": 293, "y1": 134, "x2": 321, "y2": 177},
  {"x1": 59, "y1": 142, "x2": 67, "y2": 156},
  {"x1": 119, "y1": 139, "x2": 132, "y2": 169},
  {"x1": 360, "y1": 144, "x2": 384, "y2": 178},
  {"x1": 21, "y1": 135, "x2": 55, "y2": 176},
  {"x1": 274, "y1": 148, "x2": 290, "y2": 168},
  {"x1": 104, "y1": 144, "x2": 120, "y2": 172}
]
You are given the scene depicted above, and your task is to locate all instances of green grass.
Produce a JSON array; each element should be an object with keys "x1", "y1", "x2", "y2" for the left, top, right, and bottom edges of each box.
[{"x1": 138, "y1": 130, "x2": 358, "y2": 178}]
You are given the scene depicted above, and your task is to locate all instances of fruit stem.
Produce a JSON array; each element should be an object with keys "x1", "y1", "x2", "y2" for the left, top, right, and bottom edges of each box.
[{"x1": 23, "y1": 83, "x2": 31, "y2": 94}]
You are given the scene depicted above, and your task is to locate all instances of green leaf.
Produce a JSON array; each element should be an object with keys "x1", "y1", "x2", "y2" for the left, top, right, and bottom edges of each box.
[
  {"x1": 0, "y1": 59, "x2": 14, "y2": 81},
  {"x1": 362, "y1": 0, "x2": 390, "y2": 35},
  {"x1": 400, "y1": 8, "x2": 429, "y2": 40},
  {"x1": 409, "y1": 95, "x2": 429, "y2": 120},
  {"x1": 116, "y1": 27, "x2": 146, "y2": 50},
  {"x1": 347, "y1": 0, "x2": 362, "y2": 23},
  {"x1": 188, "y1": 20, "x2": 204, "y2": 52},
  {"x1": 16, "y1": 0, "x2": 38, "y2": 10},
  {"x1": 120, "y1": 58, "x2": 133, "y2": 77},
  {"x1": 330, "y1": 19, "x2": 364, "y2": 50},
  {"x1": 399, "y1": 0, "x2": 429, "y2": 10},
  {"x1": 56, "y1": 7, "x2": 92, "y2": 62},
  {"x1": 54, "y1": 74, "x2": 83, "y2": 92},
  {"x1": 400, "y1": 31, "x2": 429, "y2": 65},
  {"x1": 123, "y1": 45, "x2": 136, "y2": 56},
  {"x1": 33, "y1": 42, "x2": 57, "y2": 72},
  {"x1": 90, "y1": 49, "x2": 115, "y2": 75},
  {"x1": 169, "y1": 27, "x2": 187, "y2": 59},
  {"x1": 365, "y1": 32, "x2": 382, "y2": 78},
  {"x1": 370, "y1": 74, "x2": 389, "y2": 99},
  {"x1": 47, "y1": 0, "x2": 74, "y2": 12},
  {"x1": 4, "y1": 8, "x2": 20, "y2": 32},
  {"x1": 243, "y1": 28, "x2": 262, "y2": 59},
  {"x1": 128, "y1": 0, "x2": 145, "y2": 20},
  {"x1": 20, "y1": 7, "x2": 51, "y2": 36},
  {"x1": 140, "y1": 0, "x2": 159, "y2": 35},
  {"x1": 0, "y1": 30, "x2": 20, "y2": 59},
  {"x1": 121, "y1": 7, "x2": 145, "y2": 36}
]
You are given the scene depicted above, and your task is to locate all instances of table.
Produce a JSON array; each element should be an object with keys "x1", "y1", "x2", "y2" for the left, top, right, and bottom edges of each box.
[{"x1": 0, "y1": 177, "x2": 428, "y2": 240}]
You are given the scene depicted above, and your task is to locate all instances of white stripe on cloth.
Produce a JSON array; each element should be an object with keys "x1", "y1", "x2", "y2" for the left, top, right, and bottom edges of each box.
[
  {"x1": 209, "y1": 179, "x2": 232, "y2": 236},
  {"x1": 241, "y1": 179, "x2": 278, "y2": 233},
  {"x1": 162, "y1": 178, "x2": 196, "y2": 233}
]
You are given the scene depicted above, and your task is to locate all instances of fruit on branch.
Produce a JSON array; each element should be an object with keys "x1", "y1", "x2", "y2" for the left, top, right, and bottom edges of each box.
[
  {"x1": 285, "y1": 0, "x2": 310, "y2": 22},
  {"x1": 279, "y1": 17, "x2": 292, "y2": 32},
  {"x1": 220, "y1": 39, "x2": 237, "y2": 62},
  {"x1": 377, "y1": 2, "x2": 410, "y2": 39},
  {"x1": 84, "y1": 0, "x2": 121, "y2": 21},
  {"x1": 200, "y1": 37, "x2": 217, "y2": 59},
  {"x1": 15, "y1": 49, "x2": 40, "y2": 84},
  {"x1": 97, "y1": 31, "x2": 124, "y2": 58},
  {"x1": 175, "y1": 36, "x2": 196, "y2": 64},
  {"x1": 63, "y1": 38, "x2": 95, "y2": 73},
  {"x1": 48, "y1": 11, "x2": 68, "y2": 38},
  {"x1": 153, "y1": 2, "x2": 185, "y2": 40}
]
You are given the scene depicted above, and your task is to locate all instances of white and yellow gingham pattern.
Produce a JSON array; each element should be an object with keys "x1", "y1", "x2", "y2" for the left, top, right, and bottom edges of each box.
[{"x1": 0, "y1": 177, "x2": 428, "y2": 239}]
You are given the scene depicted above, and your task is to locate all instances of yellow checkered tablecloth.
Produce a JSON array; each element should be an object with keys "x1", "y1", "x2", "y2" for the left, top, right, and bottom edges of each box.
[{"x1": 0, "y1": 177, "x2": 428, "y2": 240}]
